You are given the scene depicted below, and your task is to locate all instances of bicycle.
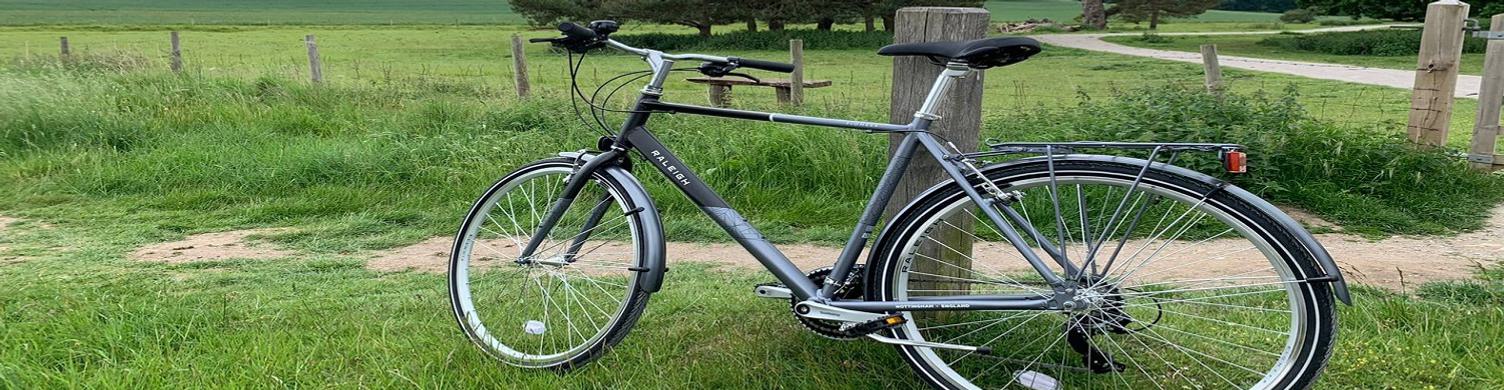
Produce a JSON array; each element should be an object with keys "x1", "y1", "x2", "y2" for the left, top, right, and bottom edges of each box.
[{"x1": 448, "y1": 20, "x2": 1352, "y2": 389}]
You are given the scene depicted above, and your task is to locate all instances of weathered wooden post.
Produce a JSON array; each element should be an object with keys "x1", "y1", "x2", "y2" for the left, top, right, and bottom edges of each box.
[
  {"x1": 169, "y1": 31, "x2": 183, "y2": 74},
  {"x1": 1200, "y1": 44, "x2": 1223, "y2": 93},
  {"x1": 887, "y1": 7, "x2": 988, "y2": 296},
  {"x1": 1407, "y1": 0, "x2": 1469, "y2": 147},
  {"x1": 305, "y1": 34, "x2": 323, "y2": 84},
  {"x1": 789, "y1": 39, "x2": 804, "y2": 105},
  {"x1": 1470, "y1": 14, "x2": 1504, "y2": 169},
  {"x1": 59, "y1": 36, "x2": 70, "y2": 61},
  {"x1": 510, "y1": 34, "x2": 531, "y2": 98}
]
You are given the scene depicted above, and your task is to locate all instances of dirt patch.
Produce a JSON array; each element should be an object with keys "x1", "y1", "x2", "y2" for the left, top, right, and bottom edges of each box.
[
  {"x1": 388, "y1": 205, "x2": 1504, "y2": 290},
  {"x1": 365, "y1": 236, "x2": 855, "y2": 273},
  {"x1": 131, "y1": 228, "x2": 296, "y2": 263}
]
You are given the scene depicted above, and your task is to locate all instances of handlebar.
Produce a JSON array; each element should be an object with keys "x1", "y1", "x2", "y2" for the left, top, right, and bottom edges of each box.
[
  {"x1": 733, "y1": 57, "x2": 796, "y2": 73},
  {"x1": 538, "y1": 21, "x2": 795, "y2": 75},
  {"x1": 557, "y1": 22, "x2": 597, "y2": 41}
]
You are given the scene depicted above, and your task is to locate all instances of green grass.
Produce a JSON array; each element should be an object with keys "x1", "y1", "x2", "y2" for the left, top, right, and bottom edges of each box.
[
  {"x1": 2, "y1": 215, "x2": 1503, "y2": 387},
  {"x1": 0, "y1": 0, "x2": 1311, "y2": 32},
  {"x1": 1103, "y1": 33, "x2": 1489, "y2": 76},
  {"x1": 3, "y1": 23, "x2": 1504, "y2": 387},
  {"x1": 0, "y1": 0, "x2": 525, "y2": 25}
]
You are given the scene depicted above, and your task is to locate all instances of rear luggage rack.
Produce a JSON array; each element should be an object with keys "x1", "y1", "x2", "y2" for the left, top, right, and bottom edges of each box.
[{"x1": 966, "y1": 141, "x2": 1249, "y2": 174}]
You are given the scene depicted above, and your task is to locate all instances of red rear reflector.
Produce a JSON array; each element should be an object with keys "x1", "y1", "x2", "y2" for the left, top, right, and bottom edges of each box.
[{"x1": 1224, "y1": 150, "x2": 1247, "y2": 174}]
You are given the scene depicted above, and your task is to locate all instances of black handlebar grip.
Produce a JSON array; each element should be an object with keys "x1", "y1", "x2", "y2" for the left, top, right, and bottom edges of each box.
[
  {"x1": 557, "y1": 22, "x2": 598, "y2": 40},
  {"x1": 733, "y1": 57, "x2": 795, "y2": 73}
]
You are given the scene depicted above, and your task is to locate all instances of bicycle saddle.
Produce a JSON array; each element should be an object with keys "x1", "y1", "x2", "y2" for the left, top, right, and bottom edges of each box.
[{"x1": 877, "y1": 36, "x2": 1041, "y2": 68}]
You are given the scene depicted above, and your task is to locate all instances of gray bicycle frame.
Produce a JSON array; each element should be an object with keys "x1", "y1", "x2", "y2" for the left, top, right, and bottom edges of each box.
[{"x1": 519, "y1": 40, "x2": 1070, "y2": 312}]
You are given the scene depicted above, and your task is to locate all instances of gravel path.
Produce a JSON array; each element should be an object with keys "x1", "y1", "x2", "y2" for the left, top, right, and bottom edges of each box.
[{"x1": 1031, "y1": 25, "x2": 1487, "y2": 99}]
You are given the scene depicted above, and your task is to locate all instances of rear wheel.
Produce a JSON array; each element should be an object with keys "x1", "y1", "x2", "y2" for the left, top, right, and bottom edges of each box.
[
  {"x1": 449, "y1": 158, "x2": 652, "y2": 370},
  {"x1": 868, "y1": 158, "x2": 1336, "y2": 389}
]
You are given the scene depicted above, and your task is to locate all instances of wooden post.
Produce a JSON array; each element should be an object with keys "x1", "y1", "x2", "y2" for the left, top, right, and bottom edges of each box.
[
  {"x1": 510, "y1": 34, "x2": 531, "y2": 98},
  {"x1": 708, "y1": 85, "x2": 732, "y2": 107},
  {"x1": 169, "y1": 31, "x2": 183, "y2": 74},
  {"x1": 1200, "y1": 44, "x2": 1223, "y2": 93},
  {"x1": 59, "y1": 36, "x2": 70, "y2": 60},
  {"x1": 1407, "y1": 0, "x2": 1470, "y2": 147},
  {"x1": 887, "y1": 7, "x2": 988, "y2": 297},
  {"x1": 789, "y1": 39, "x2": 804, "y2": 105},
  {"x1": 1470, "y1": 14, "x2": 1504, "y2": 169},
  {"x1": 305, "y1": 35, "x2": 323, "y2": 84}
]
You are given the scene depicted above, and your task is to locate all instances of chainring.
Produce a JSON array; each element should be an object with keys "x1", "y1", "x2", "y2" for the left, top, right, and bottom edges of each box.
[{"x1": 790, "y1": 266, "x2": 867, "y2": 340}]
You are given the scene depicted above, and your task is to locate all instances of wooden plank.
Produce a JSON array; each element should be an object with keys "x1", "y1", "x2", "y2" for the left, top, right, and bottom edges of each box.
[
  {"x1": 1200, "y1": 44, "x2": 1223, "y2": 93},
  {"x1": 1408, "y1": 0, "x2": 1470, "y2": 147},
  {"x1": 685, "y1": 76, "x2": 831, "y2": 88},
  {"x1": 305, "y1": 34, "x2": 323, "y2": 84},
  {"x1": 886, "y1": 7, "x2": 989, "y2": 297},
  {"x1": 1471, "y1": 14, "x2": 1504, "y2": 170},
  {"x1": 510, "y1": 34, "x2": 530, "y2": 98},
  {"x1": 170, "y1": 31, "x2": 182, "y2": 74},
  {"x1": 790, "y1": 39, "x2": 804, "y2": 105}
]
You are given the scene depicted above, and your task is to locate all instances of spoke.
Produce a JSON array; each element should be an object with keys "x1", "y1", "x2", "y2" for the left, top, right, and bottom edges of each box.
[{"x1": 1145, "y1": 305, "x2": 1289, "y2": 336}]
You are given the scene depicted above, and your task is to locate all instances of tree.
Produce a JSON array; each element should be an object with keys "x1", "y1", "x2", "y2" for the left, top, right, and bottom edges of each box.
[
  {"x1": 1112, "y1": 0, "x2": 1222, "y2": 30},
  {"x1": 509, "y1": 0, "x2": 602, "y2": 26},
  {"x1": 1082, "y1": 0, "x2": 1108, "y2": 30}
]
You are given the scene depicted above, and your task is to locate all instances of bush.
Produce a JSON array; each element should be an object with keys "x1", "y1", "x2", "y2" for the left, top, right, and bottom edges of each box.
[
  {"x1": 985, "y1": 85, "x2": 1504, "y2": 235},
  {"x1": 612, "y1": 29, "x2": 892, "y2": 51},
  {"x1": 1280, "y1": 8, "x2": 1316, "y2": 24},
  {"x1": 1131, "y1": 32, "x2": 1172, "y2": 44},
  {"x1": 1259, "y1": 29, "x2": 1488, "y2": 56}
]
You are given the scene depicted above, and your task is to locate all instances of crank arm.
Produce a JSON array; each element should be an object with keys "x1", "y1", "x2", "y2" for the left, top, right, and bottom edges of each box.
[
  {"x1": 867, "y1": 333, "x2": 994, "y2": 355},
  {"x1": 754, "y1": 285, "x2": 793, "y2": 299}
]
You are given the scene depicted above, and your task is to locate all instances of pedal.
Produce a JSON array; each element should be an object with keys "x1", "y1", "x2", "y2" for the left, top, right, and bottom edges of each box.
[
  {"x1": 754, "y1": 283, "x2": 792, "y2": 299},
  {"x1": 841, "y1": 314, "x2": 908, "y2": 336}
]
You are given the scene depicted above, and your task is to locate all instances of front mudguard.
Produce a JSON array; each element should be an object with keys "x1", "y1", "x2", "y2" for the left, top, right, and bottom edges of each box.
[{"x1": 560, "y1": 151, "x2": 667, "y2": 293}]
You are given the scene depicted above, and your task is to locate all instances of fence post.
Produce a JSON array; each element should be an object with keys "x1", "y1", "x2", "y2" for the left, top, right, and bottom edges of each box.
[
  {"x1": 789, "y1": 39, "x2": 804, "y2": 105},
  {"x1": 886, "y1": 7, "x2": 988, "y2": 297},
  {"x1": 59, "y1": 36, "x2": 70, "y2": 60},
  {"x1": 1470, "y1": 14, "x2": 1504, "y2": 169},
  {"x1": 1200, "y1": 44, "x2": 1223, "y2": 93},
  {"x1": 1407, "y1": 0, "x2": 1470, "y2": 147},
  {"x1": 305, "y1": 34, "x2": 323, "y2": 84},
  {"x1": 169, "y1": 31, "x2": 183, "y2": 74},
  {"x1": 511, "y1": 34, "x2": 531, "y2": 98}
]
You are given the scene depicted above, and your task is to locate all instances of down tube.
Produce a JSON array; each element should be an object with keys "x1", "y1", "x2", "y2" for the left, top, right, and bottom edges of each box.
[{"x1": 621, "y1": 127, "x2": 821, "y2": 299}]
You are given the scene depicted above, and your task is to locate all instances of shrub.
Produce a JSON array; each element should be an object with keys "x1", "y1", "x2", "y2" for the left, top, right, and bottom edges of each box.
[
  {"x1": 612, "y1": 29, "x2": 891, "y2": 51},
  {"x1": 1259, "y1": 29, "x2": 1487, "y2": 56},
  {"x1": 1132, "y1": 32, "x2": 1172, "y2": 44},
  {"x1": 985, "y1": 85, "x2": 1504, "y2": 235},
  {"x1": 1280, "y1": 8, "x2": 1316, "y2": 24}
]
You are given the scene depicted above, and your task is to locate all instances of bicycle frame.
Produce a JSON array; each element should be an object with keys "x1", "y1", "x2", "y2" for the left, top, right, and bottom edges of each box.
[{"x1": 519, "y1": 46, "x2": 1075, "y2": 313}]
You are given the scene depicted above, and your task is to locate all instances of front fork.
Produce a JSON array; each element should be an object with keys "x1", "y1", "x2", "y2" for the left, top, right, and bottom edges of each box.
[{"x1": 516, "y1": 149, "x2": 624, "y2": 263}]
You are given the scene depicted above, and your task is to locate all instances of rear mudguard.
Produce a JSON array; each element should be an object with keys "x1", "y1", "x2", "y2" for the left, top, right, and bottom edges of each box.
[
  {"x1": 870, "y1": 154, "x2": 1352, "y2": 305},
  {"x1": 560, "y1": 151, "x2": 667, "y2": 293}
]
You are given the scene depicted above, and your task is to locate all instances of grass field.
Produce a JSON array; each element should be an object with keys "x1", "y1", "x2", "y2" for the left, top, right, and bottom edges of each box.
[
  {"x1": 1104, "y1": 33, "x2": 1488, "y2": 76},
  {"x1": 0, "y1": 0, "x2": 1306, "y2": 30},
  {"x1": 2, "y1": 5, "x2": 1503, "y2": 388}
]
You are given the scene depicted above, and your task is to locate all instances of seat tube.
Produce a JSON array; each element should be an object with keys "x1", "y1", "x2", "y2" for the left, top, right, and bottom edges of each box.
[{"x1": 913, "y1": 62, "x2": 972, "y2": 120}]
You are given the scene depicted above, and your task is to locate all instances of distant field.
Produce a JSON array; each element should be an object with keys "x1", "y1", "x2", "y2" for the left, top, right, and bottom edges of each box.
[
  {"x1": 0, "y1": 0, "x2": 1295, "y2": 26},
  {"x1": 0, "y1": 0, "x2": 524, "y2": 25}
]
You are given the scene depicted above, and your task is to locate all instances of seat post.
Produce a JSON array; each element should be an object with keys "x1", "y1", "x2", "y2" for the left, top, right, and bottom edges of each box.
[{"x1": 913, "y1": 62, "x2": 974, "y2": 121}]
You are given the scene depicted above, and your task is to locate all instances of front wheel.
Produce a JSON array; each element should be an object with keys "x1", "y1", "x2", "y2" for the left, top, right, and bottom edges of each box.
[
  {"x1": 449, "y1": 158, "x2": 654, "y2": 370},
  {"x1": 868, "y1": 157, "x2": 1337, "y2": 389}
]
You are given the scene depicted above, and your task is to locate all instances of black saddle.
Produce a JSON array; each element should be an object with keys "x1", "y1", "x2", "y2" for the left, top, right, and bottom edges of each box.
[{"x1": 877, "y1": 36, "x2": 1042, "y2": 68}]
